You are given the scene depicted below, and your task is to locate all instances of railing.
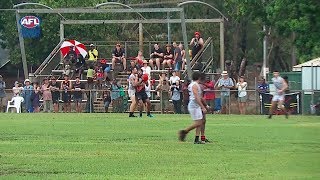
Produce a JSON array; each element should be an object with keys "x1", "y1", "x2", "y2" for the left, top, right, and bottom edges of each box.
[
  {"x1": 183, "y1": 37, "x2": 213, "y2": 75},
  {"x1": 2, "y1": 88, "x2": 320, "y2": 115},
  {"x1": 33, "y1": 38, "x2": 65, "y2": 78}
]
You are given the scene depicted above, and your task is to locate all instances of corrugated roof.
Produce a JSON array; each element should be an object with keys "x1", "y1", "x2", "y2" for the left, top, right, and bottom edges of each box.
[{"x1": 292, "y1": 57, "x2": 320, "y2": 71}]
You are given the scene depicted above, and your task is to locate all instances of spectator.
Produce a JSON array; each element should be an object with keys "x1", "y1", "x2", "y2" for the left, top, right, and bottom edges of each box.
[
  {"x1": 87, "y1": 44, "x2": 98, "y2": 66},
  {"x1": 141, "y1": 60, "x2": 151, "y2": 79},
  {"x1": 203, "y1": 76, "x2": 215, "y2": 114},
  {"x1": 86, "y1": 65, "x2": 95, "y2": 89},
  {"x1": 179, "y1": 43, "x2": 187, "y2": 70},
  {"x1": 182, "y1": 79, "x2": 190, "y2": 114},
  {"x1": 22, "y1": 79, "x2": 33, "y2": 113},
  {"x1": 111, "y1": 79, "x2": 122, "y2": 113},
  {"x1": 149, "y1": 43, "x2": 164, "y2": 70},
  {"x1": 73, "y1": 76, "x2": 85, "y2": 113},
  {"x1": 217, "y1": 71, "x2": 234, "y2": 114},
  {"x1": 236, "y1": 76, "x2": 248, "y2": 115},
  {"x1": 135, "y1": 50, "x2": 144, "y2": 67},
  {"x1": 95, "y1": 64, "x2": 104, "y2": 92},
  {"x1": 171, "y1": 80, "x2": 181, "y2": 114},
  {"x1": 173, "y1": 42, "x2": 182, "y2": 77},
  {"x1": 257, "y1": 77, "x2": 269, "y2": 94},
  {"x1": 49, "y1": 76, "x2": 60, "y2": 113},
  {"x1": 163, "y1": 44, "x2": 174, "y2": 69},
  {"x1": 32, "y1": 82, "x2": 41, "y2": 113},
  {"x1": 61, "y1": 74, "x2": 72, "y2": 113},
  {"x1": 41, "y1": 78, "x2": 52, "y2": 113},
  {"x1": 189, "y1": 31, "x2": 204, "y2": 60},
  {"x1": 12, "y1": 81, "x2": 23, "y2": 97},
  {"x1": 169, "y1": 70, "x2": 180, "y2": 85},
  {"x1": 74, "y1": 54, "x2": 86, "y2": 79},
  {"x1": 111, "y1": 43, "x2": 126, "y2": 71},
  {"x1": 0, "y1": 75, "x2": 6, "y2": 112},
  {"x1": 156, "y1": 72, "x2": 168, "y2": 99},
  {"x1": 103, "y1": 91, "x2": 111, "y2": 113},
  {"x1": 156, "y1": 79, "x2": 170, "y2": 114},
  {"x1": 128, "y1": 59, "x2": 139, "y2": 75}
]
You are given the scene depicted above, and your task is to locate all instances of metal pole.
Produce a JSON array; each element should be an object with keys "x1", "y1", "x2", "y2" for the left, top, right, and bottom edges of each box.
[
  {"x1": 180, "y1": 9, "x2": 192, "y2": 80},
  {"x1": 220, "y1": 19, "x2": 225, "y2": 71},
  {"x1": 262, "y1": 25, "x2": 267, "y2": 78},
  {"x1": 167, "y1": 12, "x2": 171, "y2": 44},
  {"x1": 15, "y1": 11, "x2": 28, "y2": 79},
  {"x1": 60, "y1": 22, "x2": 64, "y2": 62},
  {"x1": 139, "y1": 23, "x2": 143, "y2": 52}
]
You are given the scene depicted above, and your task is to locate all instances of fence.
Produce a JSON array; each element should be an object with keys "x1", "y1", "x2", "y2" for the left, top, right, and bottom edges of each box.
[{"x1": 1, "y1": 88, "x2": 320, "y2": 115}]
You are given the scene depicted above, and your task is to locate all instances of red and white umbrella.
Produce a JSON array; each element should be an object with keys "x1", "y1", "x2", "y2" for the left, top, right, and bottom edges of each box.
[{"x1": 60, "y1": 40, "x2": 87, "y2": 58}]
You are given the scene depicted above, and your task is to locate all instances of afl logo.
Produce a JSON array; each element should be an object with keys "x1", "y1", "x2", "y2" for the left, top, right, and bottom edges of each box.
[{"x1": 20, "y1": 16, "x2": 40, "y2": 29}]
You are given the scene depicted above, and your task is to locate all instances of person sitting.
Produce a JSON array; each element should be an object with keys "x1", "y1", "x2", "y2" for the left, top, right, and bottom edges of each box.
[
  {"x1": 74, "y1": 54, "x2": 86, "y2": 79},
  {"x1": 135, "y1": 50, "x2": 144, "y2": 67},
  {"x1": 149, "y1": 43, "x2": 164, "y2": 70},
  {"x1": 111, "y1": 43, "x2": 126, "y2": 71},
  {"x1": 163, "y1": 44, "x2": 174, "y2": 69}
]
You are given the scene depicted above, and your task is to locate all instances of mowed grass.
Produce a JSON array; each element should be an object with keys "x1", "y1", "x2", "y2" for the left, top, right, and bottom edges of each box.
[{"x1": 0, "y1": 113, "x2": 319, "y2": 179}]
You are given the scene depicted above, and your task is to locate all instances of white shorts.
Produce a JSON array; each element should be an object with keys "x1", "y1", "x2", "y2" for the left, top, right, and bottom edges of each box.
[
  {"x1": 128, "y1": 89, "x2": 136, "y2": 98},
  {"x1": 272, "y1": 94, "x2": 285, "y2": 102},
  {"x1": 188, "y1": 107, "x2": 203, "y2": 120}
]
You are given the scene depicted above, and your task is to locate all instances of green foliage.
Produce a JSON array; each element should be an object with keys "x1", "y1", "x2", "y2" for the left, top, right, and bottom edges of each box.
[{"x1": 0, "y1": 114, "x2": 319, "y2": 179}]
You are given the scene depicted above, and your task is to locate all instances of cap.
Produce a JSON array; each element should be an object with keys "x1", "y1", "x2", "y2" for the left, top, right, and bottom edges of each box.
[
  {"x1": 90, "y1": 44, "x2": 94, "y2": 47},
  {"x1": 143, "y1": 60, "x2": 148, "y2": 64},
  {"x1": 166, "y1": 44, "x2": 171, "y2": 47},
  {"x1": 0, "y1": 75, "x2": 2, "y2": 78},
  {"x1": 51, "y1": 76, "x2": 56, "y2": 80},
  {"x1": 194, "y1": 31, "x2": 200, "y2": 36}
]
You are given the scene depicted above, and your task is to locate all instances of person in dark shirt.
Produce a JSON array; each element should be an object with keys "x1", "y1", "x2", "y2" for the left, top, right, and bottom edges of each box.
[
  {"x1": 111, "y1": 43, "x2": 126, "y2": 71},
  {"x1": 257, "y1": 78, "x2": 269, "y2": 94},
  {"x1": 74, "y1": 54, "x2": 86, "y2": 79},
  {"x1": 189, "y1": 31, "x2": 204, "y2": 60},
  {"x1": 163, "y1": 44, "x2": 174, "y2": 69},
  {"x1": 49, "y1": 76, "x2": 60, "y2": 113},
  {"x1": 149, "y1": 43, "x2": 164, "y2": 70},
  {"x1": 73, "y1": 76, "x2": 85, "y2": 113},
  {"x1": 103, "y1": 91, "x2": 111, "y2": 113}
]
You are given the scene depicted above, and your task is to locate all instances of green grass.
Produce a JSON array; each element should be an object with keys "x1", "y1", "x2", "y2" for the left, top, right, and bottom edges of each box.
[{"x1": 0, "y1": 114, "x2": 319, "y2": 179}]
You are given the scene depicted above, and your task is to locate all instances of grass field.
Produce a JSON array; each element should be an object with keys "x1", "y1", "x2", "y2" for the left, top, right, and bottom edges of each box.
[{"x1": 0, "y1": 113, "x2": 319, "y2": 179}]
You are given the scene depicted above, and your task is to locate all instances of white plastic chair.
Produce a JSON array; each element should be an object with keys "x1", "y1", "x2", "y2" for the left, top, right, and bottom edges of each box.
[{"x1": 6, "y1": 96, "x2": 24, "y2": 113}]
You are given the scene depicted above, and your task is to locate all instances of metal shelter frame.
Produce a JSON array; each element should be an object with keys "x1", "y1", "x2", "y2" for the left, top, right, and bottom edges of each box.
[{"x1": 14, "y1": 1, "x2": 227, "y2": 79}]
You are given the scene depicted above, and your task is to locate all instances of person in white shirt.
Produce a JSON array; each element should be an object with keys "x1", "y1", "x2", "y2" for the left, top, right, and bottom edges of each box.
[
  {"x1": 141, "y1": 60, "x2": 151, "y2": 79},
  {"x1": 236, "y1": 76, "x2": 248, "y2": 115},
  {"x1": 169, "y1": 70, "x2": 180, "y2": 85}
]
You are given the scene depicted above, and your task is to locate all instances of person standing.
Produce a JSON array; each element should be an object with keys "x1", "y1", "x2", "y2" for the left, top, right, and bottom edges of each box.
[
  {"x1": 171, "y1": 80, "x2": 181, "y2": 114},
  {"x1": 257, "y1": 77, "x2": 269, "y2": 94},
  {"x1": 236, "y1": 76, "x2": 248, "y2": 115},
  {"x1": 217, "y1": 71, "x2": 234, "y2": 114},
  {"x1": 173, "y1": 42, "x2": 182, "y2": 77},
  {"x1": 32, "y1": 82, "x2": 41, "y2": 113},
  {"x1": 268, "y1": 70, "x2": 289, "y2": 119},
  {"x1": 50, "y1": 76, "x2": 60, "y2": 113},
  {"x1": 61, "y1": 74, "x2": 72, "y2": 113},
  {"x1": 203, "y1": 76, "x2": 215, "y2": 114},
  {"x1": 0, "y1": 75, "x2": 6, "y2": 112},
  {"x1": 73, "y1": 76, "x2": 84, "y2": 113},
  {"x1": 182, "y1": 79, "x2": 190, "y2": 114},
  {"x1": 178, "y1": 72, "x2": 207, "y2": 144},
  {"x1": 22, "y1": 79, "x2": 34, "y2": 113},
  {"x1": 41, "y1": 78, "x2": 52, "y2": 113}
]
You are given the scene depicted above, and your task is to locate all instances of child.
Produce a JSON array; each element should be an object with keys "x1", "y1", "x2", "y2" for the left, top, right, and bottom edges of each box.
[{"x1": 103, "y1": 91, "x2": 111, "y2": 113}]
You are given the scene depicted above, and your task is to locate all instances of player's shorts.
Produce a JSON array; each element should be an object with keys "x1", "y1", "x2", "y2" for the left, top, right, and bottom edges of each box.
[
  {"x1": 136, "y1": 91, "x2": 148, "y2": 103},
  {"x1": 128, "y1": 89, "x2": 136, "y2": 98},
  {"x1": 188, "y1": 107, "x2": 203, "y2": 120},
  {"x1": 272, "y1": 94, "x2": 285, "y2": 102}
]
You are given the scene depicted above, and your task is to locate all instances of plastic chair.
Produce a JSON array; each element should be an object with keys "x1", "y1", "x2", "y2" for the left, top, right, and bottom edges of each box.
[{"x1": 6, "y1": 96, "x2": 24, "y2": 113}]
